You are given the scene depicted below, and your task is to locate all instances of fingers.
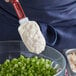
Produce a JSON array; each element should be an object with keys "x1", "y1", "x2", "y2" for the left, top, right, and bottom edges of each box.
[{"x1": 5, "y1": 0, "x2": 10, "y2": 2}]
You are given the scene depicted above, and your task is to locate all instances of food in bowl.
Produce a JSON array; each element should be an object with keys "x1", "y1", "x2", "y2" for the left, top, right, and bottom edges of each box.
[
  {"x1": 67, "y1": 51, "x2": 76, "y2": 73},
  {"x1": 0, "y1": 55, "x2": 57, "y2": 76}
]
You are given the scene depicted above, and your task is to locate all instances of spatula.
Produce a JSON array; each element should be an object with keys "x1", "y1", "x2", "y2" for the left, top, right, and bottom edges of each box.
[{"x1": 5, "y1": 0, "x2": 46, "y2": 54}]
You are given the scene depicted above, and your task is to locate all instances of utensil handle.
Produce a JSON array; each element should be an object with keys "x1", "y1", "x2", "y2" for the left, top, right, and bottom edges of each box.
[{"x1": 10, "y1": 0, "x2": 26, "y2": 19}]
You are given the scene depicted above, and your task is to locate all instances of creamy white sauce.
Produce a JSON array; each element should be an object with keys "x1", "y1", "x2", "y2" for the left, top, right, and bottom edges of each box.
[{"x1": 18, "y1": 21, "x2": 46, "y2": 54}]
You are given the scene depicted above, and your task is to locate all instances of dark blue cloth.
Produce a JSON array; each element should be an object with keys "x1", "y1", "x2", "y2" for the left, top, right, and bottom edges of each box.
[{"x1": 0, "y1": 0, "x2": 76, "y2": 51}]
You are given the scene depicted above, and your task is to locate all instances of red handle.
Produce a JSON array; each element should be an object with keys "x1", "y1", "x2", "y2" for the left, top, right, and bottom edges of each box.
[{"x1": 10, "y1": 0, "x2": 26, "y2": 19}]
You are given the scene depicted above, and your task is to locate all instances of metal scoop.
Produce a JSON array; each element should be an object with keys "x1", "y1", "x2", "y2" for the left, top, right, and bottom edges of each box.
[{"x1": 5, "y1": 0, "x2": 46, "y2": 54}]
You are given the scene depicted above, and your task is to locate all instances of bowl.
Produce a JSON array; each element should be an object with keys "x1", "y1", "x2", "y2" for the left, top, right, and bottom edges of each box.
[
  {"x1": 0, "y1": 41, "x2": 66, "y2": 76},
  {"x1": 65, "y1": 49, "x2": 76, "y2": 76}
]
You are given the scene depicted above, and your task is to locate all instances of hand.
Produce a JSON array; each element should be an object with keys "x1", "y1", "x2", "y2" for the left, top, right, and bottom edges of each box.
[
  {"x1": 5, "y1": 0, "x2": 10, "y2": 2},
  {"x1": 5, "y1": 0, "x2": 19, "y2": 3}
]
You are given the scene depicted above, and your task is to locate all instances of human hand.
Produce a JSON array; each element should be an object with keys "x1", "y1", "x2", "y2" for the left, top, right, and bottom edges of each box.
[
  {"x1": 5, "y1": 0, "x2": 10, "y2": 2},
  {"x1": 5, "y1": 0, "x2": 19, "y2": 3}
]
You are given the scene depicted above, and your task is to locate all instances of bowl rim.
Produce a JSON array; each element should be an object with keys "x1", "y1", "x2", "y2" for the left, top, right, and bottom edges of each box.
[
  {"x1": 0, "y1": 40, "x2": 66, "y2": 75},
  {"x1": 46, "y1": 46, "x2": 66, "y2": 76}
]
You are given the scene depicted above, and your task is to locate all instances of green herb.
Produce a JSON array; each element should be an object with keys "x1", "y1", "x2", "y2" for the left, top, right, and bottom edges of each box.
[{"x1": 0, "y1": 55, "x2": 57, "y2": 76}]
